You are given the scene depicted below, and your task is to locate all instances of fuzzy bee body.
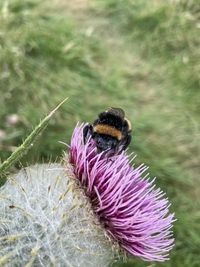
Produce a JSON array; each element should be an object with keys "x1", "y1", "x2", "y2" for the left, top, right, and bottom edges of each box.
[{"x1": 83, "y1": 107, "x2": 132, "y2": 153}]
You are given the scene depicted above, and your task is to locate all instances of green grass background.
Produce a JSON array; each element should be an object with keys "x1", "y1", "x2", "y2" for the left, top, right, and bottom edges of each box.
[{"x1": 0, "y1": 0, "x2": 200, "y2": 266}]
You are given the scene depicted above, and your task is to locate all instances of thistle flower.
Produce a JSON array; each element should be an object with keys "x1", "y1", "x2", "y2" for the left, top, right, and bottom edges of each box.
[
  {"x1": 0, "y1": 123, "x2": 175, "y2": 266},
  {"x1": 69, "y1": 123, "x2": 175, "y2": 262}
]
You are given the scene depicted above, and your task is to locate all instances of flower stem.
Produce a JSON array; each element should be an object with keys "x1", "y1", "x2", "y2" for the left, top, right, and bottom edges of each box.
[{"x1": 0, "y1": 97, "x2": 68, "y2": 183}]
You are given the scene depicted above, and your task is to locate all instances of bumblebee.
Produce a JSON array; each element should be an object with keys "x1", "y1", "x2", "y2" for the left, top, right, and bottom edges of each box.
[{"x1": 83, "y1": 107, "x2": 132, "y2": 153}]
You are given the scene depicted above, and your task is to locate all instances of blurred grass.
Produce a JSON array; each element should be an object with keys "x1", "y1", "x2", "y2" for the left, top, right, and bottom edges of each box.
[{"x1": 0, "y1": 0, "x2": 200, "y2": 266}]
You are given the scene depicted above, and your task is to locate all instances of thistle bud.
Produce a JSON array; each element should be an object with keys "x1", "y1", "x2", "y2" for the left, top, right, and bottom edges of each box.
[{"x1": 0, "y1": 164, "x2": 115, "y2": 267}]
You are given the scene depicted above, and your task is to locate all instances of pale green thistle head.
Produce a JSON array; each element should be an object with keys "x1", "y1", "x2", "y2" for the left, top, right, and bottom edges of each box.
[{"x1": 0, "y1": 164, "x2": 117, "y2": 267}]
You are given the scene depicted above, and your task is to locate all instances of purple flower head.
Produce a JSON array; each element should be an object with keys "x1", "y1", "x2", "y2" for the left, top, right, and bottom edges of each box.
[{"x1": 69, "y1": 123, "x2": 175, "y2": 262}]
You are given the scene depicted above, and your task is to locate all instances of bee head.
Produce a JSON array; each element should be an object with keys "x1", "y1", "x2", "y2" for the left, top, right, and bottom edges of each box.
[{"x1": 94, "y1": 134, "x2": 118, "y2": 153}]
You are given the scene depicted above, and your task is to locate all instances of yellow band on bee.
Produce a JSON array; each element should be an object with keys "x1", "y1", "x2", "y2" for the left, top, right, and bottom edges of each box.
[
  {"x1": 94, "y1": 124, "x2": 122, "y2": 140},
  {"x1": 125, "y1": 118, "x2": 132, "y2": 131}
]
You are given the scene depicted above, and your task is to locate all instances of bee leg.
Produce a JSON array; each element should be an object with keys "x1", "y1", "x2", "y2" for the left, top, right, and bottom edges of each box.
[
  {"x1": 83, "y1": 124, "x2": 93, "y2": 144},
  {"x1": 123, "y1": 134, "x2": 132, "y2": 151},
  {"x1": 119, "y1": 134, "x2": 132, "y2": 153}
]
